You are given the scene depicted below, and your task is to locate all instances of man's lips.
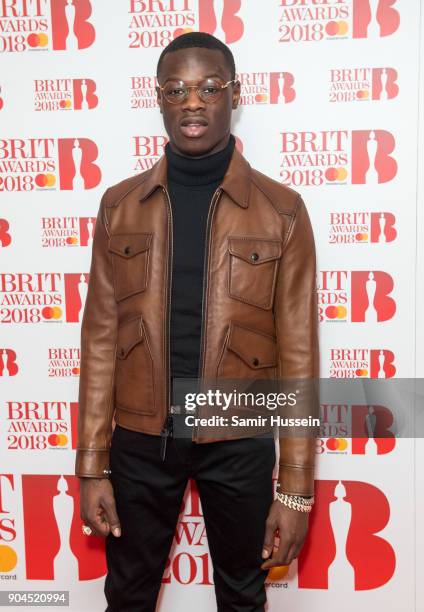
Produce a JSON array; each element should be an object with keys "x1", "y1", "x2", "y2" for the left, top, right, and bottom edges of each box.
[{"x1": 179, "y1": 117, "x2": 208, "y2": 138}]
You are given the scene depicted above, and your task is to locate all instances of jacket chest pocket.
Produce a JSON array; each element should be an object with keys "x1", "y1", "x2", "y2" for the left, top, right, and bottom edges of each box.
[
  {"x1": 115, "y1": 315, "x2": 155, "y2": 415},
  {"x1": 108, "y1": 233, "x2": 152, "y2": 302},
  {"x1": 228, "y1": 237, "x2": 282, "y2": 310}
]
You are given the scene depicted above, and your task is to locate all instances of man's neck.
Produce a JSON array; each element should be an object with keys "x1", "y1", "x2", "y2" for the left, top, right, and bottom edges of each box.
[
  {"x1": 167, "y1": 133, "x2": 232, "y2": 160},
  {"x1": 165, "y1": 134, "x2": 236, "y2": 187}
]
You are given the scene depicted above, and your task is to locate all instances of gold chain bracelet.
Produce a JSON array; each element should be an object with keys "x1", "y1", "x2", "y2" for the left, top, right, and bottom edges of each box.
[{"x1": 275, "y1": 492, "x2": 315, "y2": 513}]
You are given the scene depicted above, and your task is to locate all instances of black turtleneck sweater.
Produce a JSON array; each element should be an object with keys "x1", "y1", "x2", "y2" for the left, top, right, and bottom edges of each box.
[{"x1": 165, "y1": 135, "x2": 235, "y2": 378}]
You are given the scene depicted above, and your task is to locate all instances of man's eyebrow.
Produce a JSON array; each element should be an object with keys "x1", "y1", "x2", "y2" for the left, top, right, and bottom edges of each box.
[
  {"x1": 203, "y1": 73, "x2": 227, "y2": 79},
  {"x1": 159, "y1": 72, "x2": 227, "y2": 84}
]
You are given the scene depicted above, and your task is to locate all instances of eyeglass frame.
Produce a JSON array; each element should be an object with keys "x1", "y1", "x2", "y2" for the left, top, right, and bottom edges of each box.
[{"x1": 156, "y1": 78, "x2": 239, "y2": 104}]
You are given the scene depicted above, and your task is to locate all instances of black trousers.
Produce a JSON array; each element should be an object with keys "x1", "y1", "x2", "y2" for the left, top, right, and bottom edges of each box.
[{"x1": 104, "y1": 420, "x2": 276, "y2": 612}]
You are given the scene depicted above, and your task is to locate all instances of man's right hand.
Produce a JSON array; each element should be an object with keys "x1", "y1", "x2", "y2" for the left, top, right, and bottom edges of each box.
[{"x1": 79, "y1": 477, "x2": 121, "y2": 538}]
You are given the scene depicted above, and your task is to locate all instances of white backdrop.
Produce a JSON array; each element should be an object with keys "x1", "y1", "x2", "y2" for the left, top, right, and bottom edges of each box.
[{"x1": 1, "y1": 1, "x2": 423, "y2": 610}]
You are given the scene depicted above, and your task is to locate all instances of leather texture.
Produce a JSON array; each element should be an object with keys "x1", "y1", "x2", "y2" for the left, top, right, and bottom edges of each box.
[{"x1": 75, "y1": 146, "x2": 320, "y2": 495}]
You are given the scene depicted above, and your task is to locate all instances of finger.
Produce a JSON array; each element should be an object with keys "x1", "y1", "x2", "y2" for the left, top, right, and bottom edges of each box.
[
  {"x1": 274, "y1": 530, "x2": 292, "y2": 565},
  {"x1": 283, "y1": 541, "x2": 298, "y2": 566},
  {"x1": 261, "y1": 520, "x2": 276, "y2": 560},
  {"x1": 261, "y1": 534, "x2": 291, "y2": 570},
  {"x1": 81, "y1": 508, "x2": 103, "y2": 534},
  {"x1": 102, "y1": 498, "x2": 121, "y2": 537},
  {"x1": 85, "y1": 513, "x2": 110, "y2": 538}
]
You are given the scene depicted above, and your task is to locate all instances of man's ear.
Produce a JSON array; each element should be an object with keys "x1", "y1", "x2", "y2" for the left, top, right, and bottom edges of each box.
[
  {"x1": 232, "y1": 80, "x2": 241, "y2": 109},
  {"x1": 155, "y1": 86, "x2": 163, "y2": 114}
]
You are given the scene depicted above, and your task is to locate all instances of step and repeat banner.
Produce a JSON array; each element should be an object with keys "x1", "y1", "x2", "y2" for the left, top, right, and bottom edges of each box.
[{"x1": 1, "y1": 1, "x2": 423, "y2": 611}]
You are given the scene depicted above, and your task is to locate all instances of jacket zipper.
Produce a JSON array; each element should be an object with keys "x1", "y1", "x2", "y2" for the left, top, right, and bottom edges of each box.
[
  {"x1": 192, "y1": 187, "x2": 222, "y2": 443},
  {"x1": 160, "y1": 186, "x2": 173, "y2": 460}
]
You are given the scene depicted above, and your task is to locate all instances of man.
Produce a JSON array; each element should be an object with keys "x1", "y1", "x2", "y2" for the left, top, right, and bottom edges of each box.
[{"x1": 76, "y1": 32, "x2": 319, "y2": 612}]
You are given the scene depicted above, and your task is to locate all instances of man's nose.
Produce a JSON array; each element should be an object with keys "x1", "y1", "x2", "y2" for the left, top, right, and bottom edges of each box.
[{"x1": 182, "y1": 87, "x2": 206, "y2": 111}]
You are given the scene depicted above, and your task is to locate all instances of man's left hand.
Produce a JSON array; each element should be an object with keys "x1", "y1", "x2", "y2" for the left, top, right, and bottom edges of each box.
[{"x1": 261, "y1": 499, "x2": 310, "y2": 569}]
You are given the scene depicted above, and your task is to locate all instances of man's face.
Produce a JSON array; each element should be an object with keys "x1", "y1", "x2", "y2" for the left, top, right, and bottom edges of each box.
[{"x1": 156, "y1": 47, "x2": 240, "y2": 157}]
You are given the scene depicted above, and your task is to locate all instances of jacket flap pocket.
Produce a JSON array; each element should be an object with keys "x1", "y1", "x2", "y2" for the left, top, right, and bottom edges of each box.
[
  {"x1": 109, "y1": 233, "x2": 152, "y2": 258},
  {"x1": 228, "y1": 237, "x2": 282, "y2": 265},
  {"x1": 117, "y1": 315, "x2": 144, "y2": 359},
  {"x1": 227, "y1": 322, "x2": 277, "y2": 369}
]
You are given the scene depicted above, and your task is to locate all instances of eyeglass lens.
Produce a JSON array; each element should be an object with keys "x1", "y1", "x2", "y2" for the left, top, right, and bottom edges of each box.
[{"x1": 162, "y1": 79, "x2": 226, "y2": 103}]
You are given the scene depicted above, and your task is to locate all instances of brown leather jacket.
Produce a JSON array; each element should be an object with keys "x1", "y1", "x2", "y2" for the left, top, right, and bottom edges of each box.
[{"x1": 75, "y1": 146, "x2": 320, "y2": 496}]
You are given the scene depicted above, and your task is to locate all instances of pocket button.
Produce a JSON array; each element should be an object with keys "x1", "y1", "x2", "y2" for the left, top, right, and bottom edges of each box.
[{"x1": 250, "y1": 252, "x2": 259, "y2": 261}]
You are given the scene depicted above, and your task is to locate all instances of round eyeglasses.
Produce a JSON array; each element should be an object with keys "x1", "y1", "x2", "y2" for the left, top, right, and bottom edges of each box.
[{"x1": 158, "y1": 78, "x2": 238, "y2": 104}]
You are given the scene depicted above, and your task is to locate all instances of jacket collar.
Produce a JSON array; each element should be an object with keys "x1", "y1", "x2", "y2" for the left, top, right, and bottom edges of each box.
[{"x1": 138, "y1": 144, "x2": 251, "y2": 208}]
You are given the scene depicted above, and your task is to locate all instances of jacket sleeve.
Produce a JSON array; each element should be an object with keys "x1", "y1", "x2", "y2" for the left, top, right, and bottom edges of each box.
[
  {"x1": 75, "y1": 189, "x2": 118, "y2": 478},
  {"x1": 274, "y1": 194, "x2": 320, "y2": 496}
]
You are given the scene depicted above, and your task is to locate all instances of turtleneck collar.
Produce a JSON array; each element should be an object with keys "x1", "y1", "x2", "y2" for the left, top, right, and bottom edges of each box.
[{"x1": 165, "y1": 134, "x2": 236, "y2": 187}]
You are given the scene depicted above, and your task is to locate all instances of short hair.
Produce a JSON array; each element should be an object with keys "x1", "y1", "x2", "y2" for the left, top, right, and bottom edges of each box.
[{"x1": 156, "y1": 31, "x2": 236, "y2": 81}]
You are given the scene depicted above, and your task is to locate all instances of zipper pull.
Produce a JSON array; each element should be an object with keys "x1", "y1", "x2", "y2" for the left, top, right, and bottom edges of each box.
[{"x1": 160, "y1": 414, "x2": 173, "y2": 461}]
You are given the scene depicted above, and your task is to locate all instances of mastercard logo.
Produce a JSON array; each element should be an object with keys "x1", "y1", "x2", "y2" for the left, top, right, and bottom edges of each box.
[
  {"x1": 48, "y1": 433, "x2": 68, "y2": 447},
  {"x1": 267, "y1": 565, "x2": 290, "y2": 581},
  {"x1": 326, "y1": 21, "x2": 349, "y2": 36},
  {"x1": 59, "y1": 99, "x2": 72, "y2": 109},
  {"x1": 355, "y1": 233, "x2": 369, "y2": 242},
  {"x1": 72, "y1": 367, "x2": 80, "y2": 375},
  {"x1": 66, "y1": 237, "x2": 79, "y2": 246},
  {"x1": 325, "y1": 305, "x2": 347, "y2": 320},
  {"x1": 325, "y1": 167, "x2": 348, "y2": 182},
  {"x1": 355, "y1": 368, "x2": 369, "y2": 377},
  {"x1": 35, "y1": 173, "x2": 56, "y2": 188},
  {"x1": 356, "y1": 90, "x2": 370, "y2": 100},
  {"x1": 42, "y1": 306, "x2": 63, "y2": 320},
  {"x1": 255, "y1": 94, "x2": 268, "y2": 103},
  {"x1": 326, "y1": 437, "x2": 348, "y2": 451},
  {"x1": 0, "y1": 545, "x2": 17, "y2": 572},
  {"x1": 27, "y1": 33, "x2": 49, "y2": 48}
]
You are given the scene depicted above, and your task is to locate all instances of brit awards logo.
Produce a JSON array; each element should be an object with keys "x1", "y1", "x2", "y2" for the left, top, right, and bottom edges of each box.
[
  {"x1": 5, "y1": 401, "x2": 78, "y2": 451},
  {"x1": 128, "y1": 0, "x2": 243, "y2": 49},
  {"x1": 317, "y1": 404, "x2": 396, "y2": 455},
  {"x1": 329, "y1": 67, "x2": 399, "y2": 103},
  {"x1": 130, "y1": 75, "x2": 158, "y2": 109},
  {"x1": 237, "y1": 71, "x2": 296, "y2": 105},
  {"x1": 298, "y1": 480, "x2": 395, "y2": 590},
  {"x1": 48, "y1": 348, "x2": 80, "y2": 377},
  {"x1": 0, "y1": 138, "x2": 101, "y2": 192},
  {"x1": 279, "y1": 130, "x2": 397, "y2": 186},
  {"x1": 328, "y1": 347, "x2": 396, "y2": 378},
  {"x1": 21, "y1": 475, "x2": 105, "y2": 580},
  {"x1": 128, "y1": 0, "x2": 195, "y2": 49},
  {"x1": 41, "y1": 217, "x2": 96, "y2": 247},
  {"x1": 0, "y1": 474, "x2": 17, "y2": 579},
  {"x1": 198, "y1": 0, "x2": 244, "y2": 43},
  {"x1": 0, "y1": 349, "x2": 19, "y2": 377},
  {"x1": 317, "y1": 270, "x2": 396, "y2": 323},
  {"x1": 0, "y1": 0, "x2": 95, "y2": 53},
  {"x1": 329, "y1": 211, "x2": 397, "y2": 244},
  {"x1": 34, "y1": 78, "x2": 98, "y2": 111},
  {"x1": 266, "y1": 479, "x2": 396, "y2": 590},
  {"x1": 133, "y1": 135, "x2": 167, "y2": 173},
  {"x1": 278, "y1": 0, "x2": 400, "y2": 43},
  {"x1": 0, "y1": 272, "x2": 89, "y2": 324},
  {"x1": 0, "y1": 219, "x2": 12, "y2": 247}
]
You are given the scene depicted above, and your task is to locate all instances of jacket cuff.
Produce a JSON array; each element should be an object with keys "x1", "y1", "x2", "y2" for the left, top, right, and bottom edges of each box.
[
  {"x1": 75, "y1": 449, "x2": 111, "y2": 478},
  {"x1": 277, "y1": 463, "x2": 315, "y2": 497}
]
